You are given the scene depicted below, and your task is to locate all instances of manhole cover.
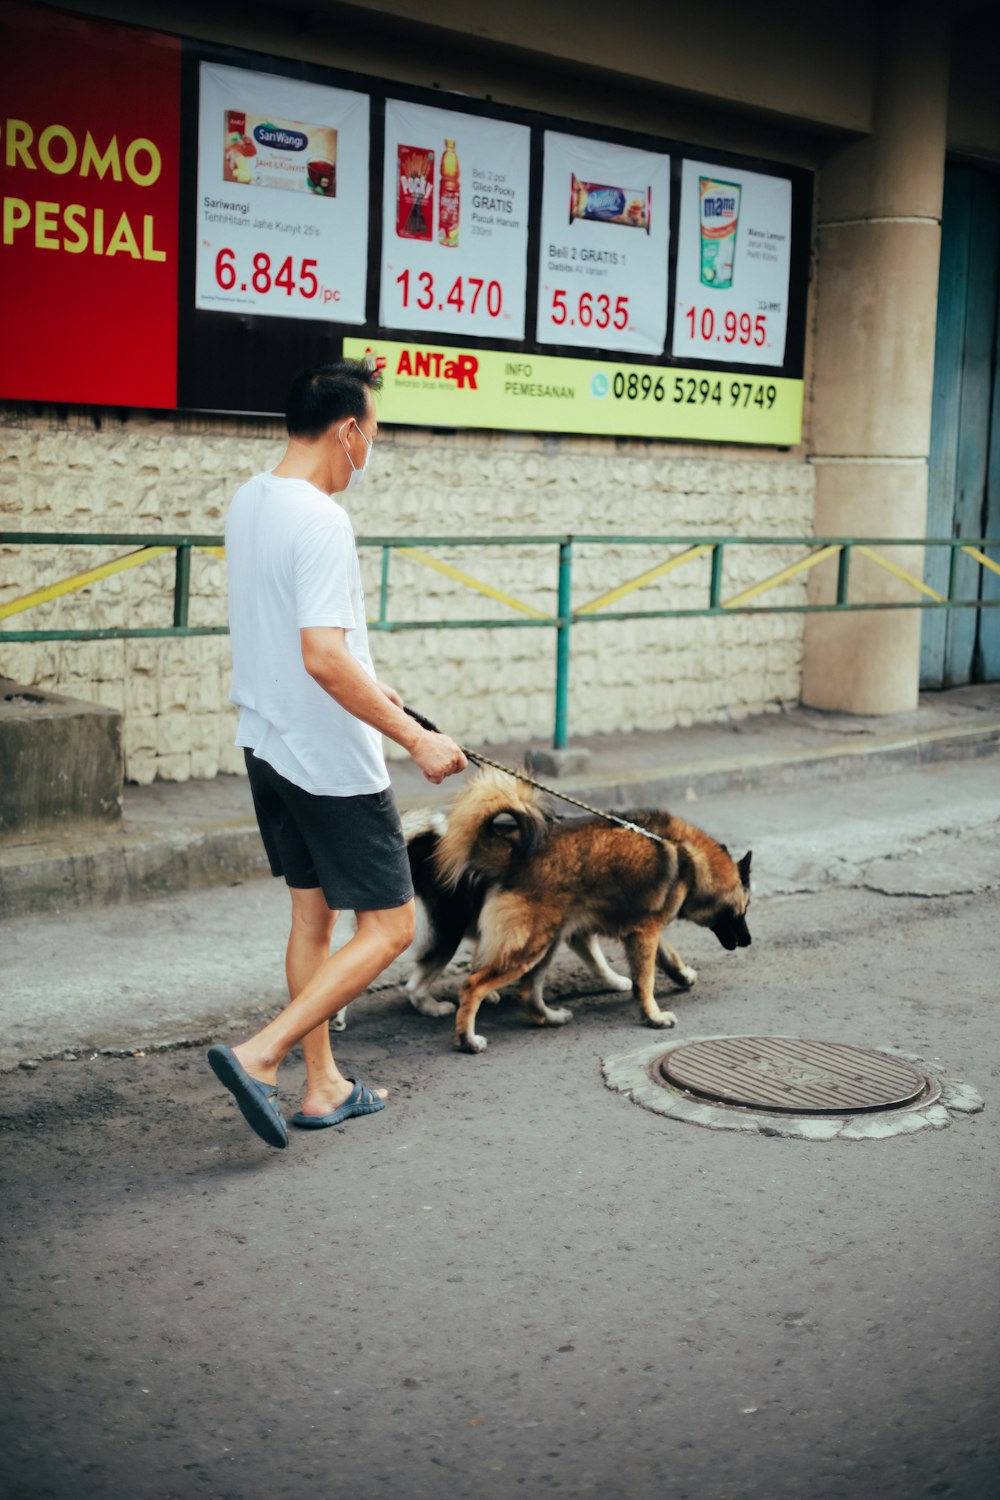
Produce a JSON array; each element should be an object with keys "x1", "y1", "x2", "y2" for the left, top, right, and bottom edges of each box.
[{"x1": 659, "y1": 1036, "x2": 933, "y2": 1115}]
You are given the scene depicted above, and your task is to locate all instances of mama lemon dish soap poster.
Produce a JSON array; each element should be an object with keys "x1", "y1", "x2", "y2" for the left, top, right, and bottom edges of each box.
[
  {"x1": 697, "y1": 177, "x2": 740, "y2": 288},
  {"x1": 671, "y1": 158, "x2": 792, "y2": 369}
]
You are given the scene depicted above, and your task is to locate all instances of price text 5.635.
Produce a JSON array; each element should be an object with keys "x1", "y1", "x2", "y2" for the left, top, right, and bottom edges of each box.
[{"x1": 551, "y1": 290, "x2": 629, "y2": 331}]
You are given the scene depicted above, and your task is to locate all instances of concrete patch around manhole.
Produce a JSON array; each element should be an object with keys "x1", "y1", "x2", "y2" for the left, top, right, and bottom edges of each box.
[{"x1": 602, "y1": 1035, "x2": 984, "y2": 1140}]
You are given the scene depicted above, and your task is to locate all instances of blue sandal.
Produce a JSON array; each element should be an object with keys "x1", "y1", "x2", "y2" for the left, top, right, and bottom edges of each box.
[
  {"x1": 291, "y1": 1080, "x2": 386, "y2": 1129},
  {"x1": 207, "y1": 1045, "x2": 288, "y2": 1149}
]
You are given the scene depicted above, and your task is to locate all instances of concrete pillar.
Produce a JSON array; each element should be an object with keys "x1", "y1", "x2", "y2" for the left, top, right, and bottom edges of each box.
[{"x1": 802, "y1": 2, "x2": 950, "y2": 714}]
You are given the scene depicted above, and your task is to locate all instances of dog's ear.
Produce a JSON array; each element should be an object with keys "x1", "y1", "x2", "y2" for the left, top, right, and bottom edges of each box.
[
  {"x1": 738, "y1": 850, "x2": 752, "y2": 888},
  {"x1": 490, "y1": 812, "x2": 520, "y2": 841}
]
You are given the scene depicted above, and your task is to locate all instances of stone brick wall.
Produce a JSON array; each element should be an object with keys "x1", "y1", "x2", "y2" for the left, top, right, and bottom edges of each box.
[{"x1": 0, "y1": 407, "x2": 813, "y2": 782}]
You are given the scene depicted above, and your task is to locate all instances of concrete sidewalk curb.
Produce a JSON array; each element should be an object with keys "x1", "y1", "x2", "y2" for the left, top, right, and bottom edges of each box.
[
  {"x1": 519, "y1": 717, "x2": 1000, "y2": 809},
  {"x1": 0, "y1": 825, "x2": 269, "y2": 921},
  {"x1": 2, "y1": 712, "x2": 997, "y2": 920}
]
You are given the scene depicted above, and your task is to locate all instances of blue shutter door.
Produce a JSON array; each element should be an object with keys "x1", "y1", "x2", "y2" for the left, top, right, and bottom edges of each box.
[{"x1": 921, "y1": 166, "x2": 1000, "y2": 688}]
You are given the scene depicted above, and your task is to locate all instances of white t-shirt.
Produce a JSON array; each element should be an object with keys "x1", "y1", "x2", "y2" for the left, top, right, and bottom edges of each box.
[{"x1": 225, "y1": 471, "x2": 390, "y2": 796}]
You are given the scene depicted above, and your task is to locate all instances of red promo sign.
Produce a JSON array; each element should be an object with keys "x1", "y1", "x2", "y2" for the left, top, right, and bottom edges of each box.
[{"x1": 0, "y1": 1, "x2": 180, "y2": 407}]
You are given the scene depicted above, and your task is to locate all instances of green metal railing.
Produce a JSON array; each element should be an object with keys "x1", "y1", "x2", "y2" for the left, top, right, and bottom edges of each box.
[{"x1": 2, "y1": 531, "x2": 998, "y2": 749}]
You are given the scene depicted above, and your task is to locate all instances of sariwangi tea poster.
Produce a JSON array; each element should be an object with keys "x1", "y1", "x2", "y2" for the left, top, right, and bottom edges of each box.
[
  {"x1": 195, "y1": 63, "x2": 370, "y2": 322},
  {"x1": 671, "y1": 158, "x2": 792, "y2": 368},
  {"x1": 536, "y1": 132, "x2": 671, "y2": 357},
  {"x1": 379, "y1": 99, "x2": 531, "y2": 341}
]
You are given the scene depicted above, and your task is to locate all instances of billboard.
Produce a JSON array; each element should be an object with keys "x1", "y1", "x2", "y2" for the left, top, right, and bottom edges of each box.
[
  {"x1": 0, "y1": 0, "x2": 180, "y2": 407},
  {"x1": 0, "y1": 1, "x2": 812, "y2": 444}
]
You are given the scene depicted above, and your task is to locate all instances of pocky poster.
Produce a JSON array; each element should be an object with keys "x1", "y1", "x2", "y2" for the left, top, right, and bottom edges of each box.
[{"x1": 379, "y1": 98, "x2": 531, "y2": 341}]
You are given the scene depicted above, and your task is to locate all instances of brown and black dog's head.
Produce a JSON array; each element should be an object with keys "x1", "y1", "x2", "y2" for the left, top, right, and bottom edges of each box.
[
  {"x1": 704, "y1": 849, "x2": 752, "y2": 949},
  {"x1": 619, "y1": 810, "x2": 752, "y2": 950},
  {"x1": 676, "y1": 842, "x2": 752, "y2": 950}
]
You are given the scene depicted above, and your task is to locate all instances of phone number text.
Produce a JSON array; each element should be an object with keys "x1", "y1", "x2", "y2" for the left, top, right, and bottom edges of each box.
[{"x1": 610, "y1": 373, "x2": 778, "y2": 409}]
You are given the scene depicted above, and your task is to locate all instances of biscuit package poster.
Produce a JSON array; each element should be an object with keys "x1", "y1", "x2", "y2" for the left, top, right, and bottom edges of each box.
[{"x1": 569, "y1": 173, "x2": 650, "y2": 232}]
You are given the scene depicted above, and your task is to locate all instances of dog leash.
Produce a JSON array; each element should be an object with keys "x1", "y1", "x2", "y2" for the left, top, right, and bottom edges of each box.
[{"x1": 404, "y1": 706, "x2": 665, "y2": 845}]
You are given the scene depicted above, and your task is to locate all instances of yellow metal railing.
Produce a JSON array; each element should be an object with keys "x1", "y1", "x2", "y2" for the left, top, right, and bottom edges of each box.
[{"x1": 2, "y1": 531, "x2": 998, "y2": 747}]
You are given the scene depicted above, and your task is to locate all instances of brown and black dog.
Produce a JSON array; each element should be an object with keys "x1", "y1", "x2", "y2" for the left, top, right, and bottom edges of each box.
[
  {"x1": 400, "y1": 806, "x2": 632, "y2": 1017},
  {"x1": 435, "y1": 769, "x2": 752, "y2": 1053},
  {"x1": 335, "y1": 801, "x2": 631, "y2": 1033}
]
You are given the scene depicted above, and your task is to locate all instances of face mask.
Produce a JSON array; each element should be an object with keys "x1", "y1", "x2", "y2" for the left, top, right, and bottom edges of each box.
[{"x1": 340, "y1": 422, "x2": 372, "y2": 490}]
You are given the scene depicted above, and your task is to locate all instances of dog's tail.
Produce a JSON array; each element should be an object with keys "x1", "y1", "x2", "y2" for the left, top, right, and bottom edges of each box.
[
  {"x1": 434, "y1": 767, "x2": 548, "y2": 888},
  {"x1": 401, "y1": 807, "x2": 448, "y2": 844}
]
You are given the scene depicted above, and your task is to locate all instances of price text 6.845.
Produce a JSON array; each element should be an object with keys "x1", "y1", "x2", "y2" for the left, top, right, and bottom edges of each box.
[{"x1": 215, "y1": 248, "x2": 318, "y2": 297}]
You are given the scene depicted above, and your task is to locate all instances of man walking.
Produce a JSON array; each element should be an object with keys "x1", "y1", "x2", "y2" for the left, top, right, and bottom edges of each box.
[{"x1": 208, "y1": 359, "x2": 467, "y2": 1148}]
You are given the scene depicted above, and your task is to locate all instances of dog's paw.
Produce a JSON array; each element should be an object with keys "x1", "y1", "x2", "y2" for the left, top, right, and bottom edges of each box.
[
  {"x1": 410, "y1": 995, "x2": 457, "y2": 1018},
  {"x1": 484, "y1": 989, "x2": 502, "y2": 1005},
  {"x1": 331, "y1": 1008, "x2": 348, "y2": 1032},
  {"x1": 456, "y1": 1031, "x2": 488, "y2": 1054},
  {"x1": 606, "y1": 972, "x2": 633, "y2": 992},
  {"x1": 526, "y1": 1004, "x2": 574, "y2": 1027},
  {"x1": 645, "y1": 1009, "x2": 678, "y2": 1028},
  {"x1": 675, "y1": 965, "x2": 698, "y2": 990}
]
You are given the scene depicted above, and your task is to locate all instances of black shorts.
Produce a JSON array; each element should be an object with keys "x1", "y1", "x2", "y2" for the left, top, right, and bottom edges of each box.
[{"x1": 244, "y1": 749, "x2": 414, "y2": 912}]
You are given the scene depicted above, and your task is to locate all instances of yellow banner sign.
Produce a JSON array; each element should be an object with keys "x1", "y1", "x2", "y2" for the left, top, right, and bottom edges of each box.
[{"x1": 345, "y1": 338, "x2": 803, "y2": 445}]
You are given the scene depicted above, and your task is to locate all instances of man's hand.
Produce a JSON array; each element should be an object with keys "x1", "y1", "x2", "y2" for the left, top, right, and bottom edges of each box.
[{"x1": 412, "y1": 729, "x2": 467, "y2": 784}]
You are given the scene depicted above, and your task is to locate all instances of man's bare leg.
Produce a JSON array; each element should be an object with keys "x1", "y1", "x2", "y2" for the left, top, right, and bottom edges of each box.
[
  {"x1": 232, "y1": 895, "x2": 416, "y2": 1112},
  {"x1": 281, "y1": 887, "x2": 355, "y2": 1118}
]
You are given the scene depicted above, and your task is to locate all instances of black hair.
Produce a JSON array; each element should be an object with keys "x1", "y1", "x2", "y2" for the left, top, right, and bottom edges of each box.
[{"x1": 285, "y1": 359, "x2": 382, "y2": 438}]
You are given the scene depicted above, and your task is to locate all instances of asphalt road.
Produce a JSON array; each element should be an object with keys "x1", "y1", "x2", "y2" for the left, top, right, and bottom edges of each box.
[{"x1": 1, "y1": 759, "x2": 998, "y2": 1500}]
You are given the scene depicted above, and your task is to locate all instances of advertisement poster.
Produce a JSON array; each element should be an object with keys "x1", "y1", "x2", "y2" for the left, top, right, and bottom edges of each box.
[
  {"x1": 347, "y1": 338, "x2": 803, "y2": 444},
  {"x1": 536, "y1": 132, "x2": 670, "y2": 356},
  {"x1": 379, "y1": 99, "x2": 531, "y2": 340},
  {"x1": 1, "y1": 3, "x2": 808, "y2": 436},
  {"x1": 671, "y1": 158, "x2": 792, "y2": 368},
  {"x1": 0, "y1": 0, "x2": 180, "y2": 407},
  {"x1": 195, "y1": 63, "x2": 370, "y2": 322}
]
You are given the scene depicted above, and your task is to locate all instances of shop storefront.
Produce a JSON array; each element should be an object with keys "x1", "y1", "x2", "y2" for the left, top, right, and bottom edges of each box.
[{"x1": 1, "y1": 0, "x2": 996, "y2": 781}]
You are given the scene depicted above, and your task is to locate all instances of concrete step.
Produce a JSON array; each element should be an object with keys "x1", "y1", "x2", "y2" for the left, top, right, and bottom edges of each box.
[{"x1": 2, "y1": 685, "x2": 998, "y2": 920}]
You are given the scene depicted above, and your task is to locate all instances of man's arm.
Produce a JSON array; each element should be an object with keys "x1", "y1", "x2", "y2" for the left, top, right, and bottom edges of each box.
[{"x1": 300, "y1": 626, "x2": 467, "y2": 784}]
